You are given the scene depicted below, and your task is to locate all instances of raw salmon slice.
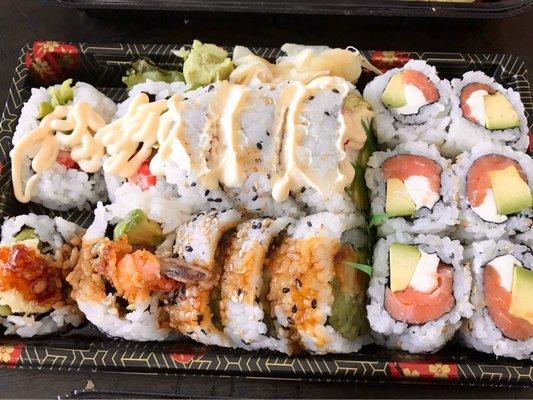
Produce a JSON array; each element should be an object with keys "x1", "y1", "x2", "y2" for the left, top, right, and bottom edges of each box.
[
  {"x1": 382, "y1": 154, "x2": 442, "y2": 193},
  {"x1": 459, "y1": 82, "x2": 495, "y2": 124},
  {"x1": 384, "y1": 264, "x2": 455, "y2": 324}
]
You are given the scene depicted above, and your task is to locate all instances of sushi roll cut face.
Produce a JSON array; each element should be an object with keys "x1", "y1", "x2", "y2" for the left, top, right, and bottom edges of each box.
[
  {"x1": 382, "y1": 154, "x2": 442, "y2": 217},
  {"x1": 381, "y1": 70, "x2": 440, "y2": 116},
  {"x1": 0, "y1": 215, "x2": 83, "y2": 336},
  {"x1": 466, "y1": 154, "x2": 532, "y2": 223},
  {"x1": 11, "y1": 80, "x2": 115, "y2": 210},
  {"x1": 385, "y1": 243, "x2": 455, "y2": 325},
  {"x1": 68, "y1": 208, "x2": 181, "y2": 341},
  {"x1": 268, "y1": 213, "x2": 370, "y2": 354},
  {"x1": 460, "y1": 83, "x2": 520, "y2": 131},
  {"x1": 165, "y1": 210, "x2": 241, "y2": 347},
  {"x1": 483, "y1": 254, "x2": 533, "y2": 341}
]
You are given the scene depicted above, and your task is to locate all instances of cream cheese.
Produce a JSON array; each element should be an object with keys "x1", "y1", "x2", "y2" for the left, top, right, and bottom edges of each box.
[
  {"x1": 404, "y1": 175, "x2": 440, "y2": 210},
  {"x1": 488, "y1": 254, "x2": 521, "y2": 292},
  {"x1": 471, "y1": 188, "x2": 508, "y2": 223}
]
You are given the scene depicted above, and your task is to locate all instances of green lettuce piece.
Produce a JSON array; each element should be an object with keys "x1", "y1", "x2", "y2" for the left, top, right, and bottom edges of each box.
[
  {"x1": 369, "y1": 213, "x2": 390, "y2": 228},
  {"x1": 122, "y1": 58, "x2": 184, "y2": 89}
]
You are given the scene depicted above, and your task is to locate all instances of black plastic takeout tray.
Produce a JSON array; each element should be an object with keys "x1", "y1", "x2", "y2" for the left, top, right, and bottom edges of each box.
[
  {"x1": 0, "y1": 42, "x2": 531, "y2": 387},
  {"x1": 46, "y1": 0, "x2": 533, "y2": 18}
]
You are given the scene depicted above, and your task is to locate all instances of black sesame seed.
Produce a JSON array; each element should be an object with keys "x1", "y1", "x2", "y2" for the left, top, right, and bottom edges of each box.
[
  {"x1": 256, "y1": 142, "x2": 263, "y2": 150},
  {"x1": 282, "y1": 287, "x2": 290, "y2": 293},
  {"x1": 295, "y1": 278, "x2": 302, "y2": 288},
  {"x1": 266, "y1": 130, "x2": 270, "y2": 136},
  {"x1": 252, "y1": 195, "x2": 259, "y2": 201},
  {"x1": 211, "y1": 207, "x2": 216, "y2": 211},
  {"x1": 185, "y1": 245, "x2": 193, "y2": 252},
  {"x1": 186, "y1": 331, "x2": 194, "y2": 335},
  {"x1": 267, "y1": 174, "x2": 271, "y2": 180},
  {"x1": 324, "y1": 111, "x2": 330, "y2": 116},
  {"x1": 291, "y1": 305, "x2": 297, "y2": 313},
  {"x1": 308, "y1": 96, "x2": 314, "y2": 101},
  {"x1": 252, "y1": 221, "x2": 262, "y2": 229},
  {"x1": 311, "y1": 299, "x2": 317, "y2": 309},
  {"x1": 192, "y1": 217, "x2": 197, "y2": 222},
  {"x1": 307, "y1": 221, "x2": 312, "y2": 227},
  {"x1": 191, "y1": 182, "x2": 196, "y2": 187},
  {"x1": 237, "y1": 288, "x2": 242, "y2": 296},
  {"x1": 200, "y1": 328, "x2": 207, "y2": 335},
  {"x1": 207, "y1": 198, "x2": 214, "y2": 202},
  {"x1": 204, "y1": 190, "x2": 210, "y2": 196},
  {"x1": 183, "y1": 97, "x2": 188, "y2": 101},
  {"x1": 208, "y1": 85, "x2": 214, "y2": 92},
  {"x1": 300, "y1": 187, "x2": 306, "y2": 193},
  {"x1": 255, "y1": 296, "x2": 260, "y2": 303},
  {"x1": 214, "y1": 198, "x2": 222, "y2": 203},
  {"x1": 332, "y1": 88, "x2": 340, "y2": 94}
]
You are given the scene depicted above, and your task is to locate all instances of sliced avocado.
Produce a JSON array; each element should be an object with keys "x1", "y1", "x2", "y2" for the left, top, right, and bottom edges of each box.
[
  {"x1": 49, "y1": 79, "x2": 74, "y2": 108},
  {"x1": 509, "y1": 266, "x2": 533, "y2": 325},
  {"x1": 489, "y1": 166, "x2": 532, "y2": 215},
  {"x1": 381, "y1": 73, "x2": 406, "y2": 109},
  {"x1": 385, "y1": 178, "x2": 416, "y2": 217},
  {"x1": 0, "y1": 304, "x2": 12, "y2": 317},
  {"x1": 389, "y1": 243, "x2": 420, "y2": 292},
  {"x1": 14, "y1": 227, "x2": 38, "y2": 242},
  {"x1": 113, "y1": 209, "x2": 164, "y2": 247},
  {"x1": 37, "y1": 101, "x2": 54, "y2": 119},
  {"x1": 484, "y1": 92, "x2": 520, "y2": 130},
  {"x1": 181, "y1": 40, "x2": 234, "y2": 89}
]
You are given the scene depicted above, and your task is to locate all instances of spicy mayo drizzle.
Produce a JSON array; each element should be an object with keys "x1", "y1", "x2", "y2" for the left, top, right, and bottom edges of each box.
[{"x1": 11, "y1": 102, "x2": 106, "y2": 203}]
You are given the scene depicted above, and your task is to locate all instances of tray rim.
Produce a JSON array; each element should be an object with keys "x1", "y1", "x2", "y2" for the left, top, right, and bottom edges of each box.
[
  {"x1": 0, "y1": 41, "x2": 531, "y2": 387},
  {"x1": 43, "y1": 0, "x2": 533, "y2": 19}
]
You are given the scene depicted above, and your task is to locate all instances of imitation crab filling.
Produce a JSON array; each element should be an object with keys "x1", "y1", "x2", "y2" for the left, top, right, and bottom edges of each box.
[
  {"x1": 382, "y1": 154, "x2": 442, "y2": 217},
  {"x1": 380, "y1": 70, "x2": 440, "y2": 115},
  {"x1": 460, "y1": 83, "x2": 520, "y2": 130},
  {"x1": 385, "y1": 243, "x2": 454, "y2": 325},
  {"x1": 483, "y1": 255, "x2": 533, "y2": 341},
  {"x1": 466, "y1": 154, "x2": 532, "y2": 223}
]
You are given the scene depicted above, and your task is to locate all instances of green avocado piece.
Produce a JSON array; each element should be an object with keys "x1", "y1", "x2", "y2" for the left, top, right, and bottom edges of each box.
[
  {"x1": 381, "y1": 73, "x2": 406, "y2": 109},
  {"x1": 389, "y1": 243, "x2": 420, "y2": 293},
  {"x1": 489, "y1": 166, "x2": 532, "y2": 215},
  {"x1": 181, "y1": 40, "x2": 234, "y2": 89},
  {"x1": 0, "y1": 304, "x2": 12, "y2": 317},
  {"x1": 113, "y1": 209, "x2": 164, "y2": 247},
  {"x1": 122, "y1": 58, "x2": 184, "y2": 89},
  {"x1": 509, "y1": 266, "x2": 533, "y2": 324},
  {"x1": 484, "y1": 92, "x2": 520, "y2": 130},
  {"x1": 385, "y1": 178, "x2": 416, "y2": 217},
  {"x1": 37, "y1": 101, "x2": 54, "y2": 119},
  {"x1": 13, "y1": 227, "x2": 38, "y2": 243},
  {"x1": 49, "y1": 79, "x2": 74, "y2": 108}
]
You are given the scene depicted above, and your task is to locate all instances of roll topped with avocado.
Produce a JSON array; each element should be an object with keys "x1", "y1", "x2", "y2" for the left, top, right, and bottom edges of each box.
[
  {"x1": 0, "y1": 214, "x2": 84, "y2": 337},
  {"x1": 453, "y1": 142, "x2": 532, "y2": 243},
  {"x1": 461, "y1": 239, "x2": 532, "y2": 360},
  {"x1": 367, "y1": 233, "x2": 472, "y2": 353},
  {"x1": 365, "y1": 141, "x2": 459, "y2": 236},
  {"x1": 363, "y1": 60, "x2": 452, "y2": 149},
  {"x1": 443, "y1": 71, "x2": 529, "y2": 157}
]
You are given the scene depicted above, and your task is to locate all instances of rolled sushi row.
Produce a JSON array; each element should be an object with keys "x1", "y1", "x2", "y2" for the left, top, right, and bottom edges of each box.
[
  {"x1": 12, "y1": 73, "x2": 373, "y2": 221},
  {"x1": 364, "y1": 63, "x2": 532, "y2": 359},
  {"x1": 363, "y1": 60, "x2": 529, "y2": 158},
  {"x1": 0, "y1": 205, "x2": 371, "y2": 355}
]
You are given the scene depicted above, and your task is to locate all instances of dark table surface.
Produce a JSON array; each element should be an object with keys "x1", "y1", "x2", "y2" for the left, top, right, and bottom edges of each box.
[{"x1": 0, "y1": 1, "x2": 532, "y2": 398}]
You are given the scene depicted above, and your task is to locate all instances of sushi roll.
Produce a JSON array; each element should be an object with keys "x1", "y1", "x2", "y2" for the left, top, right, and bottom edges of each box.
[
  {"x1": 365, "y1": 141, "x2": 459, "y2": 236},
  {"x1": 0, "y1": 214, "x2": 84, "y2": 337},
  {"x1": 363, "y1": 60, "x2": 452, "y2": 148},
  {"x1": 219, "y1": 216, "x2": 294, "y2": 353},
  {"x1": 11, "y1": 79, "x2": 116, "y2": 210},
  {"x1": 268, "y1": 212, "x2": 372, "y2": 354},
  {"x1": 453, "y1": 142, "x2": 532, "y2": 243},
  {"x1": 442, "y1": 71, "x2": 529, "y2": 157},
  {"x1": 67, "y1": 203, "x2": 181, "y2": 341},
  {"x1": 272, "y1": 77, "x2": 373, "y2": 214},
  {"x1": 367, "y1": 233, "x2": 472, "y2": 353},
  {"x1": 461, "y1": 239, "x2": 532, "y2": 360},
  {"x1": 165, "y1": 209, "x2": 242, "y2": 347}
]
